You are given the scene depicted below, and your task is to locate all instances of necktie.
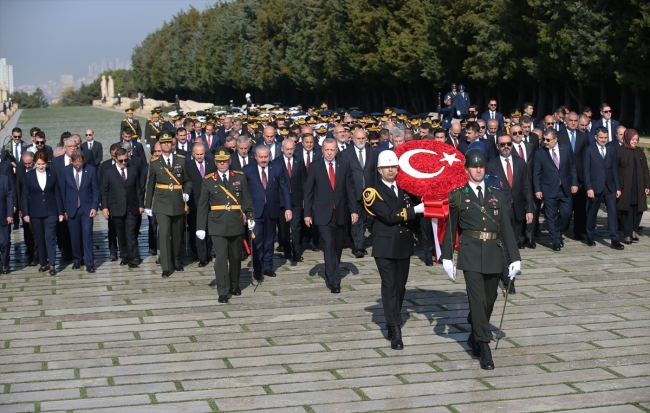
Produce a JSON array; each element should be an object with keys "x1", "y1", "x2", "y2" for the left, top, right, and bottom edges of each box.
[
  {"x1": 600, "y1": 146, "x2": 606, "y2": 159},
  {"x1": 242, "y1": 156, "x2": 247, "y2": 166},
  {"x1": 121, "y1": 168, "x2": 126, "y2": 182},
  {"x1": 505, "y1": 158, "x2": 513, "y2": 187},
  {"x1": 340, "y1": 145, "x2": 345, "y2": 151},
  {"x1": 358, "y1": 149, "x2": 364, "y2": 168},
  {"x1": 518, "y1": 144, "x2": 525, "y2": 161},
  {"x1": 552, "y1": 149, "x2": 559, "y2": 169},
  {"x1": 222, "y1": 173, "x2": 227, "y2": 185},
  {"x1": 524, "y1": 134, "x2": 528, "y2": 143},
  {"x1": 89, "y1": 142, "x2": 92, "y2": 150},
  {"x1": 75, "y1": 171, "x2": 81, "y2": 207},
  {"x1": 166, "y1": 157, "x2": 171, "y2": 169},
  {"x1": 491, "y1": 111, "x2": 494, "y2": 120},
  {"x1": 390, "y1": 184, "x2": 397, "y2": 197},
  {"x1": 570, "y1": 131, "x2": 576, "y2": 152},
  {"x1": 477, "y1": 185, "x2": 484, "y2": 205},
  {"x1": 306, "y1": 151, "x2": 311, "y2": 169},
  {"x1": 329, "y1": 162, "x2": 336, "y2": 190},
  {"x1": 199, "y1": 162, "x2": 204, "y2": 178},
  {"x1": 606, "y1": 120, "x2": 611, "y2": 140},
  {"x1": 261, "y1": 167, "x2": 267, "y2": 189},
  {"x1": 14, "y1": 144, "x2": 19, "y2": 160},
  {"x1": 287, "y1": 159, "x2": 292, "y2": 178},
  {"x1": 207, "y1": 135, "x2": 211, "y2": 147}
]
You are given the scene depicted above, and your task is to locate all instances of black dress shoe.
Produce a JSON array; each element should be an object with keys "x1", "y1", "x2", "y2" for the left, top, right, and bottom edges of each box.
[
  {"x1": 119, "y1": 259, "x2": 128, "y2": 266},
  {"x1": 354, "y1": 250, "x2": 365, "y2": 258},
  {"x1": 526, "y1": 240, "x2": 536, "y2": 249},
  {"x1": 467, "y1": 331, "x2": 481, "y2": 358},
  {"x1": 208, "y1": 279, "x2": 217, "y2": 287},
  {"x1": 3, "y1": 267, "x2": 10, "y2": 274},
  {"x1": 229, "y1": 287, "x2": 242, "y2": 296},
  {"x1": 49, "y1": 267, "x2": 57, "y2": 276},
  {"x1": 517, "y1": 241, "x2": 525, "y2": 249},
  {"x1": 559, "y1": 240, "x2": 565, "y2": 247},
  {"x1": 552, "y1": 244, "x2": 561, "y2": 251},
  {"x1": 128, "y1": 259, "x2": 139, "y2": 268},
  {"x1": 508, "y1": 281, "x2": 516, "y2": 295},
  {"x1": 622, "y1": 238, "x2": 633, "y2": 245},
  {"x1": 292, "y1": 256, "x2": 304, "y2": 262},
  {"x1": 253, "y1": 273, "x2": 263, "y2": 282},
  {"x1": 424, "y1": 257, "x2": 434, "y2": 266},
  {"x1": 155, "y1": 258, "x2": 160, "y2": 265},
  {"x1": 149, "y1": 249, "x2": 157, "y2": 256},
  {"x1": 309, "y1": 244, "x2": 319, "y2": 252},
  {"x1": 198, "y1": 261, "x2": 208, "y2": 267},
  {"x1": 611, "y1": 241, "x2": 625, "y2": 250},
  {"x1": 479, "y1": 342, "x2": 494, "y2": 370},
  {"x1": 276, "y1": 245, "x2": 284, "y2": 253},
  {"x1": 175, "y1": 266, "x2": 184, "y2": 271},
  {"x1": 86, "y1": 267, "x2": 95, "y2": 273},
  {"x1": 330, "y1": 284, "x2": 341, "y2": 294},
  {"x1": 240, "y1": 252, "x2": 249, "y2": 261},
  {"x1": 161, "y1": 271, "x2": 171, "y2": 278},
  {"x1": 29, "y1": 261, "x2": 39, "y2": 267},
  {"x1": 632, "y1": 236, "x2": 639, "y2": 242},
  {"x1": 109, "y1": 255, "x2": 117, "y2": 262},
  {"x1": 72, "y1": 263, "x2": 81, "y2": 270},
  {"x1": 587, "y1": 239, "x2": 596, "y2": 246},
  {"x1": 390, "y1": 326, "x2": 404, "y2": 350},
  {"x1": 263, "y1": 270, "x2": 276, "y2": 277},
  {"x1": 218, "y1": 295, "x2": 229, "y2": 303},
  {"x1": 38, "y1": 266, "x2": 47, "y2": 272}
]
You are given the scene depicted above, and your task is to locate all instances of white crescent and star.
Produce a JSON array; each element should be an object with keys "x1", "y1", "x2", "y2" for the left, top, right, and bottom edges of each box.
[{"x1": 398, "y1": 149, "x2": 460, "y2": 179}]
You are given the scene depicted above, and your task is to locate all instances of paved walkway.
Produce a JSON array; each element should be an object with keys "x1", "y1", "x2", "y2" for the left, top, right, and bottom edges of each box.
[
  {"x1": 0, "y1": 109, "x2": 23, "y2": 137},
  {"x1": 0, "y1": 205, "x2": 648, "y2": 412}
]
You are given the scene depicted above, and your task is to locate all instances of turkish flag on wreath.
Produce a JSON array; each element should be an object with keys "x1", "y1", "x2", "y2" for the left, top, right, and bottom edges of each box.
[{"x1": 393, "y1": 140, "x2": 467, "y2": 260}]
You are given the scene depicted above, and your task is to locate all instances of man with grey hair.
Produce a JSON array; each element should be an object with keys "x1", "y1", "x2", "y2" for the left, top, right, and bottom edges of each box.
[
  {"x1": 51, "y1": 136, "x2": 79, "y2": 262},
  {"x1": 16, "y1": 151, "x2": 38, "y2": 265},
  {"x1": 231, "y1": 135, "x2": 253, "y2": 171},
  {"x1": 377, "y1": 128, "x2": 404, "y2": 155},
  {"x1": 333, "y1": 124, "x2": 348, "y2": 152}
]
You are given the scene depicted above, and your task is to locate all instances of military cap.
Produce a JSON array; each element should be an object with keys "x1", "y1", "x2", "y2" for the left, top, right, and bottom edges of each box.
[
  {"x1": 430, "y1": 119, "x2": 441, "y2": 128},
  {"x1": 306, "y1": 117, "x2": 318, "y2": 125},
  {"x1": 458, "y1": 84, "x2": 465, "y2": 90},
  {"x1": 319, "y1": 102, "x2": 328, "y2": 109},
  {"x1": 444, "y1": 93, "x2": 453, "y2": 101},
  {"x1": 278, "y1": 127, "x2": 289, "y2": 136},
  {"x1": 153, "y1": 106, "x2": 162, "y2": 113},
  {"x1": 151, "y1": 110, "x2": 160, "y2": 116},
  {"x1": 211, "y1": 146, "x2": 233, "y2": 161},
  {"x1": 367, "y1": 125, "x2": 380, "y2": 132},
  {"x1": 125, "y1": 108, "x2": 134, "y2": 114},
  {"x1": 510, "y1": 109, "x2": 522, "y2": 118},
  {"x1": 157, "y1": 131, "x2": 175, "y2": 143},
  {"x1": 315, "y1": 125, "x2": 328, "y2": 134},
  {"x1": 465, "y1": 148, "x2": 487, "y2": 167},
  {"x1": 451, "y1": 83, "x2": 457, "y2": 89}
]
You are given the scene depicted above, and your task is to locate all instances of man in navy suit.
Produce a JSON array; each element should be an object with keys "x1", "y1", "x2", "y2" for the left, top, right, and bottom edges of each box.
[
  {"x1": 255, "y1": 126, "x2": 282, "y2": 161},
  {"x1": 204, "y1": 123, "x2": 221, "y2": 151},
  {"x1": 121, "y1": 128, "x2": 147, "y2": 164},
  {"x1": 216, "y1": 117, "x2": 233, "y2": 143},
  {"x1": 60, "y1": 151, "x2": 100, "y2": 271},
  {"x1": 584, "y1": 127, "x2": 624, "y2": 250},
  {"x1": 0, "y1": 171, "x2": 14, "y2": 273},
  {"x1": 304, "y1": 138, "x2": 358, "y2": 293},
  {"x1": 481, "y1": 99, "x2": 504, "y2": 131},
  {"x1": 81, "y1": 129, "x2": 103, "y2": 167},
  {"x1": 533, "y1": 129, "x2": 578, "y2": 251},
  {"x1": 3, "y1": 127, "x2": 28, "y2": 165},
  {"x1": 187, "y1": 142, "x2": 216, "y2": 267},
  {"x1": 295, "y1": 134, "x2": 322, "y2": 251},
  {"x1": 51, "y1": 137, "x2": 77, "y2": 262},
  {"x1": 243, "y1": 145, "x2": 292, "y2": 280},
  {"x1": 231, "y1": 136, "x2": 254, "y2": 171},
  {"x1": 590, "y1": 103, "x2": 620, "y2": 143}
]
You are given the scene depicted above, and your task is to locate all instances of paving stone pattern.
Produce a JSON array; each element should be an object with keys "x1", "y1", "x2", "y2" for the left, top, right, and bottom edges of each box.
[{"x1": 1, "y1": 206, "x2": 649, "y2": 412}]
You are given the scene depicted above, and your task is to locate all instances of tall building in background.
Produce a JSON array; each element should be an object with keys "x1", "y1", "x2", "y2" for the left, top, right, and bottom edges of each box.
[{"x1": 0, "y1": 58, "x2": 14, "y2": 94}]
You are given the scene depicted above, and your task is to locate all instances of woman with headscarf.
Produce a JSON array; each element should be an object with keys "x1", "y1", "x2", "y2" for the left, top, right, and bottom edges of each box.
[{"x1": 616, "y1": 129, "x2": 650, "y2": 244}]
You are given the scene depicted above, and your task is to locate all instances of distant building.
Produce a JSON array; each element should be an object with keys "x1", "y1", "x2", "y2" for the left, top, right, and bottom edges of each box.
[
  {"x1": 60, "y1": 75, "x2": 73, "y2": 84},
  {"x1": 0, "y1": 58, "x2": 14, "y2": 94}
]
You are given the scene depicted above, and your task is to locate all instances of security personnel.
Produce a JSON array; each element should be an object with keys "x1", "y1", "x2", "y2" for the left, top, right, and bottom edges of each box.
[
  {"x1": 196, "y1": 147, "x2": 254, "y2": 303},
  {"x1": 144, "y1": 109, "x2": 164, "y2": 147},
  {"x1": 437, "y1": 94, "x2": 456, "y2": 129},
  {"x1": 120, "y1": 108, "x2": 142, "y2": 141},
  {"x1": 363, "y1": 151, "x2": 424, "y2": 350},
  {"x1": 145, "y1": 131, "x2": 192, "y2": 278},
  {"x1": 441, "y1": 149, "x2": 521, "y2": 370}
]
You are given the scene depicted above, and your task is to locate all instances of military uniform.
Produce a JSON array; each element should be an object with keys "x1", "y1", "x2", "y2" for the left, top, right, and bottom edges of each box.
[
  {"x1": 144, "y1": 110, "x2": 164, "y2": 146},
  {"x1": 120, "y1": 109, "x2": 142, "y2": 141},
  {"x1": 197, "y1": 160, "x2": 254, "y2": 299},
  {"x1": 145, "y1": 133, "x2": 192, "y2": 275}
]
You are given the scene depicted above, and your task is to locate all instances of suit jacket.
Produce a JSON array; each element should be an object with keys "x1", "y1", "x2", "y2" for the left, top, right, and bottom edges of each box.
[
  {"x1": 533, "y1": 144, "x2": 578, "y2": 198},
  {"x1": 176, "y1": 141, "x2": 191, "y2": 154},
  {"x1": 186, "y1": 159, "x2": 216, "y2": 211},
  {"x1": 60, "y1": 164, "x2": 100, "y2": 218},
  {"x1": 273, "y1": 155, "x2": 306, "y2": 208},
  {"x1": 486, "y1": 156, "x2": 534, "y2": 221},
  {"x1": 25, "y1": 145, "x2": 54, "y2": 161},
  {"x1": 591, "y1": 118, "x2": 620, "y2": 141},
  {"x1": 81, "y1": 141, "x2": 103, "y2": 167},
  {"x1": 162, "y1": 120, "x2": 175, "y2": 131},
  {"x1": 128, "y1": 140, "x2": 147, "y2": 163},
  {"x1": 22, "y1": 169, "x2": 64, "y2": 218},
  {"x1": 255, "y1": 141, "x2": 282, "y2": 160},
  {"x1": 243, "y1": 162, "x2": 291, "y2": 220},
  {"x1": 0, "y1": 174, "x2": 14, "y2": 225},
  {"x1": 584, "y1": 143, "x2": 620, "y2": 195},
  {"x1": 511, "y1": 140, "x2": 536, "y2": 183},
  {"x1": 340, "y1": 145, "x2": 377, "y2": 201},
  {"x1": 523, "y1": 131, "x2": 540, "y2": 148},
  {"x1": 303, "y1": 157, "x2": 357, "y2": 226},
  {"x1": 14, "y1": 164, "x2": 31, "y2": 211},
  {"x1": 230, "y1": 153, "x2": 255, "y2": 171},
  {"x1": 204, "y1": 133, "x2": 222, "y2": 150},
  {"x1": 365, "y1": 183, "x2": 416, "y2": 259},
  {"x1": 481, "y1": 111, "x2": 504, "y2": 130},
  {"x1": 455, "y1": 92, "x2": 471, "y2": 116},
  {"x1": 558, "y1": 129, "x2": 589, "y2": 185},
  {"x1": 127, "y1": 155, "x2": 147, "y2": 193},
  {"x1": 376, "y1": 141, "x2": 394, "y2": 155},
  {"x1": 2, "y1": 140, "x2": 28, "y2": 163},
  {"x1": 294, "y1": 144, "x2": 322, "y2": 170},
  {"x1": 215, "y1": 127, "x2": 232, "y2": 143},
  {"x1": 479, "y1": 135, "x2": 497, "y2": 160},
  {"x1": 102, "y1": 165, "x2": 144, "y2": 216}
]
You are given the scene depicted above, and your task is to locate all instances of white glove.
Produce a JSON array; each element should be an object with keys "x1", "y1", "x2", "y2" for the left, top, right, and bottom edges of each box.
[
  {"x1": 196, "y1": 230, "x2": 205, "y2": 240},
  {"x1": 456, "y1": 110, "x2": 461, "y2": 116},
  {"x1": 144, "y1": 208, "x2": 153, "y2": 217},
  {"x1": 508, "y1": 260, "x2": 521, "y2": 280},
  {"x1": 442, "y1": 259, "x2": 457, "y2": 280},
  {"x1": 413, "y1": 203, "x2": 425, "y2": 214},
  {"x1": 248, "y1": 220, "x2": 255, "y2": 231},
  {"x1": 182, "y1": 193, "x2": 189, "y2": 203},
  {"x1": 146, "y1": 144, "x2": 151, "y2": 148}
]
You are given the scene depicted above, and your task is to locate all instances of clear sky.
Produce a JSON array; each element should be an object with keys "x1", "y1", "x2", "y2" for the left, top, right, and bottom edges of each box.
[{"x1": 0, "y1": 0, "x2": 213, "y2": 86}]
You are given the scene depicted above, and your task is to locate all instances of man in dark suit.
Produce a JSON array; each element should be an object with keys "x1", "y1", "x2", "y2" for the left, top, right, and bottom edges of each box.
[
  {"x1": 273, "y1": 139, "x2": 306, "y2": 261},
  {"x1": 25, "y1": 131, "x2": 54, "y2": 161},
  {"x1": 204, "y1": 123, "x2": 221, "y2": 151},
  {"x1": 304, "y1": 138, "x2": 358, "y2": 293},
  {"x1": 176, "y1": 127, "x2": 191, "y2": 153},
  {"x1": 459, "y1": 122, "x2": 496, "y2": 160},
  {"x1": 231, "y1": 136, "x2": 254, "y2": 171},
  {"x1": 50, "y1": 137, "x2": 77, "y2": 262},
  {"x1": 295, "y1": 134, "x2": 322, "y2": 251},
  {"x1": 341, "y1": 129, "x2": 377, "y2": 258},
  {"x1": 481, "y1": 99, "x2": 504, "y2": 131},
  {"x1": 243, "y1": 145, "x2": 292, "y2": 280},
  {"x1": 98, "y1": 143, "x2": 121, "y2": 260},
  {"x1": 584, "y1": 127, "x2": 623, "y2": 249},
  {"x1": 0, "y1": 168, "x2": 14, "y2": 273},
  {"x1": 558, "y1": 112, "x2": 590, "y2": 239},
  {"x1": 590, "y1": 103, "x2": 620, "y2": 143},
  {"x1": 511, "y1": 124, "x2": 538, "y2": 248},
  {"x1": 15, "y1": 152, "x2": 38, "y2": 265},
  {"x1": 81, "y1": 129, "x2": 103, "y2": 167},
  {"x1": 533, "y1": 129, "x2": 578, "y2": 251},
  {"x1": 187, "y1": 142, "x2": 216, "y2": 266},
  {"x1": 60, "y1": 151, "x2": 100, "y2": 272},
  {"x1": 520, "y1": 115, "x2": 540, "y2": 148},
  {"x1": 255, "y1": 126, "x2": 282, "y2": 161},
  {"x1": 2, "y1": 127, "x2": 28, "y2": 165},
  {"x1": 121, "y1": 127, "x2": 147, "y2": 163},
  {"x1": 215, "y1": 117, "x2": 233, "y2": 143},
  {"x1": 101, "y1": 148, "x2": 144, "y2": 268},
  {"x1": 189, "y1": 120, "x2": 204, "y2": 142}
]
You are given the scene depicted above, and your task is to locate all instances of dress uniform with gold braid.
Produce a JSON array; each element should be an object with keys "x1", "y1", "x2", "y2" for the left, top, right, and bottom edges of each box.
[
  {"x1": 144, "y1": 110, "x2": 164, "y2": 146},
  {"x1": 196, "y1": 147, "x2": 254, "y2": 303},
  {"x1": 120, "y1": 108, "x2": 142, "y2": 140},
  {"x1": 441, "y1": 149, "x2": 520, "y2": 370},
  {"x1": 145, "y1": 131, "x2": 192, "y2": 277}
]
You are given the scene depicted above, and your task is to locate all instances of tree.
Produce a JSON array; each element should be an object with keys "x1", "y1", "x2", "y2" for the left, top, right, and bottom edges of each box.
[{"x1": 9, "y1": 88, "x2": 49, "y2": 108}]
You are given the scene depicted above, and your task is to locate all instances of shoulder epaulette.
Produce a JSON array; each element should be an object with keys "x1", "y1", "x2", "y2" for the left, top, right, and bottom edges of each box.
[
  {"x1": 176, "y1": 154, "x2": 185, "y2": 158},
  {"x1": 448, "y1": 187, "x2": 462, "y2": 208},
  {"x1": 488, "y1": 185, "x2": 501, "y2": 191},
  {"x1": 204, "y1": 173, "x2": 214, "y2": 179},
  {"x1": 122, "y1": 118, "x2": 128, "y2": 122},
  {"x1": 233, "y1": 170, "x2": 243, "y2": 174},
  {"x1": 151, "y1": 156, "x2": 159, "y2": 162},
  {"x1": 362, "y1": 187, "x2": 384, "y2": 216}
]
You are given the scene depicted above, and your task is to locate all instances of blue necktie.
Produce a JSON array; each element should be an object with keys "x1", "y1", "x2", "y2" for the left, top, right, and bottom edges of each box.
[
  {"x1": 570, "y1": 131, "x2": 575, "y2": 152},
  {"x1": 600, "y1": 146, "x2": 605, "y2": 159}
]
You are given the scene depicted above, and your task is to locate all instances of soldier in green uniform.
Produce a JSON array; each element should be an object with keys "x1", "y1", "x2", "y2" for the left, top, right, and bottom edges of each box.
[
  {"x1": 441, "y1": 149, "x2": 521, "y2": 370},
  {"x1": 120, "y1": 108, "x2": 142, "y2": 141},
  {"x1": 143, "y1": 109, "x2": 164, "y2": 147},
  {"x1": 144, "y1": 131, "x2": 192, "y2": 278},
  {"x1": 196, "y1": 147, "x2": 254, "y2": 303}
]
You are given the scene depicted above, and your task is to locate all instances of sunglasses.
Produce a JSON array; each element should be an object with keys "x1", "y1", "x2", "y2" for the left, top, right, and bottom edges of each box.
[
  {"x1": 512, "y1": 131, "x2": 523, "y2": 135},
  {"x1": 116, "y1": 159, "x2": 128, "y2": 164},
  {"x1": 85, "y1": 134, "x2": 93, "y2": 136},
  {"x1": 370, "y1": 142, "x2": 379, "y2": 147},
  {"x1": 488, "y1": 104, "x2": 497, "y2": 107},
  {"x1": 34, "y1": 141, "x2": 45, "y2": 145},
  {"x1": 498, "y1": 142, "x2": 513, "y2": 147},
  {"x1": 479, "y1": 126, "x2": 486, "y2": 129},
  {"x1": 12, "y1": 135, "x2": 21, "y2": 138},
  {"x1": 543, "y1": 138, "x2": 555, "y2": 142},
  {"x1": 602, "y1": 110, "x2": 611, "y2": 113}
]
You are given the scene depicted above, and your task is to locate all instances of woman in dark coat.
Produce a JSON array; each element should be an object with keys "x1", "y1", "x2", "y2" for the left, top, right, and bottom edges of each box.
[
  {"x1": 22, "y1": 151, "x2": 64, "y2": 275},
  {"x1": 616, "y1": 129, "x2": 650, "y2": 244}
]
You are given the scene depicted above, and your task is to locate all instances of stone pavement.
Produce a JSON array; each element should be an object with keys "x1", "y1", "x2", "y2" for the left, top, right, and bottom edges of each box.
[{"x1": 1, "y1": 208, "x2": 649, "y2": 413}]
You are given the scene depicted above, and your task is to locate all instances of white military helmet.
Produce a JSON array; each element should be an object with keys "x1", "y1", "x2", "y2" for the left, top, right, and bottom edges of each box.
[{"x1": 377, "y1": 150, "x2": 399, "y2": 168}]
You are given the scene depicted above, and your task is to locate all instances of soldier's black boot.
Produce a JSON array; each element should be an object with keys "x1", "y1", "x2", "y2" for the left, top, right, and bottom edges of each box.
[
  {"x1": 479, "y1": 341, "x2": 494, "y2": 370},
  {"x1": 390, "y1": 325, "x2": 403, "y2": 350},
  {"x1": 467, "y1": 331, "x2": 481, "y2": 358},
  {"x1": 386, "y1": 325, "x2": 392, "y2": 340}
]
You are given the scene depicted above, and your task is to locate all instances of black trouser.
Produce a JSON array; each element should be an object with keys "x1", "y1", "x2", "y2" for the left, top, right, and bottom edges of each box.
[
  {"x1": 32, "y1": 215, "x2": 58, "y2": 267},
  {"x1": 318, "y1": 217, "x2": 346, "y2": 286},
  {"x1": 113, "y1": 213, "x2": 138, "y2": 262},
  {"x1": 350, "y1": 200, "x2": 368, "y2": 253},
  {"x1": 419, "y1": 217, "x2": 434, "y2": 259},
  {"x1": 571, "y1": 187, "x2": 587, "y2": 235},
  {"x1": 464, "y1": 271, "x2": 500, "y2": 343},
  {"x1": 375, "y1": 257, "x2": 410, "y2": 327},
  {"x1": 280, "y1": 205, "x2": 302, "y2": 258},
  {"x1": 108, "y1": 217, "x2": 118, "y2": 258},
  {"x1": 620, "y1": 204, "x2": 640, "y2": 238},
  {"x1": 211, "y1": 234, "x2": 243, "y2": 296},
  {"x1": 525, "y1": 197, "x2": 542, "y2": 242},
  {"x1": 189, "y1": 209, "x2": 212, "y2": 262},
  {"x1": 55, "y1": 220, "x2": 72, "y2": 259},
  {"x1": 148, "y1": 214, "x2": 158, "y2": 252},
  {"x1": 22, "y1": 218, "x2": 38, "y2": 263}
]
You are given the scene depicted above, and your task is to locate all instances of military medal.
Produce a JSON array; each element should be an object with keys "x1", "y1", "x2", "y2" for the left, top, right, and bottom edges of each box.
[{"x1": 494, "y1": 209, "x2": 499, "y2": 216}]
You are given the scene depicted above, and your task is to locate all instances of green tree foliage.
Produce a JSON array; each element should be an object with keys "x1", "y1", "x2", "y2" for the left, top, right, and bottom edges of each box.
[
  {"x1": 9, "y1": 88, "x2": 49, "y2": 108},
  {"x1": 58, "y1": 77, "x2": 102, "y2": 107},
  {"x1": 129, "y1": 0, "x2": 648, "y2": 127}
]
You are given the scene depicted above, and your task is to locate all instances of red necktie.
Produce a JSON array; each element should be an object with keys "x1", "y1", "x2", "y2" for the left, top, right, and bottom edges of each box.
[
  {"x1": 242, "y1": 156, "x2": 247, "y2": 166},
  {"x1": 505, "y1": 157, "x2": 513, "y2": 188},
  {"x1": 518, "y1": 144, "x2": 524, "y2": 160},
  {"x1": 306, "y1": 151, "x2": 311, "y2": 169},
  {"x1": 287, "y1": 159, "x2": 292, "y2": 178},
  {"x1": 329, "y1": 162, "x2": 335, "y2": 190},
  {"x1": 261, "y1": 167, "x2": 267, "y2": 203}
]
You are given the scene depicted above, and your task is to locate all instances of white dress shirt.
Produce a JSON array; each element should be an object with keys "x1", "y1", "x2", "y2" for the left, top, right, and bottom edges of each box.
[
  {"x1": 258, "y1": 165, "x2": 268, "y2": 183},
  {"x1": 326, "y1": 159, "x2": 336, "y2": 179},
  {"x1": 64, "y1": 155, "x2": 71, "y2": 166},
  {"x1": 36, "y1": 170, "x2": 47, "y2": 190},
  {"x1": 116, "y1": 164, "x2": 127, "y2": 180},
  {"x1": 514, "y1": 142, "x2": 527, "y2": 162},
  {"x1": 550, "y1": 146, "x2": 561, "y2": 165},
  {"x1": 382, "y1": 179, "x2": 398, "y2": 197},
  {"x1": 468, "y1": 181, "x2": 486, "y2": 199},
  {"x1": 74, "y1": 168, "x2": 82, "y2": 187},
  {"x1": 162, "y1": 154, "x2": 173, "y2": 166}
]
